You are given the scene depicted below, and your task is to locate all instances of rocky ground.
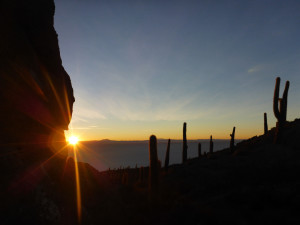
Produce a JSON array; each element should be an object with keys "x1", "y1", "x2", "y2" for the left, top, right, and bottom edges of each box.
[{"x1": 1, "y1": 119, "x2": 300, "y2": 225}]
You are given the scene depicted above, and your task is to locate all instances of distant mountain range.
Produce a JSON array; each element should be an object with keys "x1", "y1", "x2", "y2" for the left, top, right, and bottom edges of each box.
[{"x1": 80, "y1": 138, "x2": 245, "y2": 144}]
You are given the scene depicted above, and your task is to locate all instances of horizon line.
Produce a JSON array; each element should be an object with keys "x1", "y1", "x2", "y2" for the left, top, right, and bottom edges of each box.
[{"x1": 77, "y1": 138, "x2": 246, "y2": 142}]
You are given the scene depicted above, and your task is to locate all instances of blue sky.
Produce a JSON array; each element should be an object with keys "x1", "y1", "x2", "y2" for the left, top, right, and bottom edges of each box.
[{"x1": 54, "y1": 0, "x2": 300, "y2": 140}]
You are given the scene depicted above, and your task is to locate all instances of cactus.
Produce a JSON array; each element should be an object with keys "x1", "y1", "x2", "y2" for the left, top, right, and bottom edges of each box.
[
  {"x1": 230, "y1": 127, "x2": 235, "y2": 153},
  {"x1": 209, "y1": 135, "x2": 213, "y2": 154},
  {"x1": 164, "y1": 139, "x2": 171, "y2": 171},
  {"x1": 198, "y1": 143, "x2": 202, "y2": 158},
  {"x1": 182, "y1": 122, "x2": 188, "y2": 163},
  {"x1": 122, "y1": 171, "x2": 129, "y2": 185},
  {"x1": 264, "y1": 112, "x2": 268, "y2": 135},
  {"x1": 149, "y1": 135, "x2": 159, "y2": 192},
  {"x1": 273, "y1": 77, "x2": 290, "y2": 144}
]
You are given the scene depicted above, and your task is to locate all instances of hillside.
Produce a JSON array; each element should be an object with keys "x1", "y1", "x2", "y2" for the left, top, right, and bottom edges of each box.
[{"x1": 2, "y1": 119, "x2": 299, "y2": 225}]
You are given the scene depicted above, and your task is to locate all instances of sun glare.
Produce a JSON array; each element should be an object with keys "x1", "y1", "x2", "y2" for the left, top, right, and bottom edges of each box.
[{"x1": 68, "y1": 136, "x2": 79, "y2": 145}]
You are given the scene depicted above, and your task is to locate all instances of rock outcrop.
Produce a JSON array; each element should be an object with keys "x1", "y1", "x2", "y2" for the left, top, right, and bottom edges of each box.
[{"x1": 0, "y1": 0, "x2": 74, "y2": 184}]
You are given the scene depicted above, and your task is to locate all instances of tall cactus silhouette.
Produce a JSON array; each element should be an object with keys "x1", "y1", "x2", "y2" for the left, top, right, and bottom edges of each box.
[
  {"x1": 273, "y1": 77, "x2": 289, "y2": 144},
  {"x1": 230, "y1": 127, "x2": 235, "y2": 153},
  {"x1": 264, "y1": 112, "x2": 268, "y2": 135},
  {"x1": 198, "y1": 143, "x2": 202, "y2": 158},
  {"x1": 209, "y1": 135, "x2": 213, "y2": 154},
  {"x1": 182, "y1": 122, "x2": 188, "y2": 163},
  {"x1": 164, "y1": 139, "x2": 171, "y2": 171},
  {"x1": 149, "y1": 135, "x2": 159, "y2": 192}
]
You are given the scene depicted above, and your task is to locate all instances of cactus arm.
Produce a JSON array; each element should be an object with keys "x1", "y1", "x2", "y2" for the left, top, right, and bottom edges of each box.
[
  {"x1": 281, "y1": 81, "x2": 290, "y2": 121},
  {"x1": 282, "y1": 81, "x2": 290, "y2": 100},
  {"x1": 273, "y1": 77, "x2": 281, "y2": 120}
]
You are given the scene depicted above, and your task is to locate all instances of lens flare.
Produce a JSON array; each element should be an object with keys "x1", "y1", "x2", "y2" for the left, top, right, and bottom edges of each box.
[
  {"x1": 73, "y1": 145, "x2": 82, "y2": 223},
  {"x1": 68, "y1": 136, "x2": 79, "y2": 145}
]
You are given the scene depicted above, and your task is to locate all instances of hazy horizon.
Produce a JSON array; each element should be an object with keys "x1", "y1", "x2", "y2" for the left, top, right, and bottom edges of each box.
[
  {"x1": 71, "y1": 138, "x2": 242, "y2": 171},
  {"x1": 78, "y1": 137, "x2": 245, "y2": 142}
]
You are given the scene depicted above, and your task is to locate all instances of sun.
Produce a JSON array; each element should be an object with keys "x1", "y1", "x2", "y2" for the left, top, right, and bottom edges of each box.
[{"x1": 68, "y1": 136, "x2": 79, "y2": 145}]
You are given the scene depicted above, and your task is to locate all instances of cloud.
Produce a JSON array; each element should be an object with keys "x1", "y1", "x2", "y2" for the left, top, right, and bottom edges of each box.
[{"x1": 248, "y1": 64, "x2": 265, "y2": 73}]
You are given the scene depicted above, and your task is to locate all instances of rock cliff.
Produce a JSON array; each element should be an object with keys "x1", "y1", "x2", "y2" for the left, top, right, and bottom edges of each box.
[{"x1": 0, "y1": 0, "x2": 74, "y2": 184}]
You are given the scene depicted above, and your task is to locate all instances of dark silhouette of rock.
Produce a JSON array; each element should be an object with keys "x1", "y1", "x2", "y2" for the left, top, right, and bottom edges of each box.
[
  {"x1": 0, "y1": 0, "x2": 74, "y2": 219},
  {"x1": 0, "y1": 0, "x2": 74, "y2": 167}
]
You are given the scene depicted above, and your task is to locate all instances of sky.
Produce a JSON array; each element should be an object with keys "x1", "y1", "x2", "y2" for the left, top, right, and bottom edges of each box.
[{"x1": 54, "y1": 0, "x2": 300, "y2": 141}]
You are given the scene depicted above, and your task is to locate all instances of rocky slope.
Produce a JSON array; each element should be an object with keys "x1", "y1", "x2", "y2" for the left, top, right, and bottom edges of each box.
[
  {"x1": 80, "y1": 119, "x2": 300, "y2": 225},
  {"x1": 1, "y1": 119, "x2": 299, "y2": 225}
]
